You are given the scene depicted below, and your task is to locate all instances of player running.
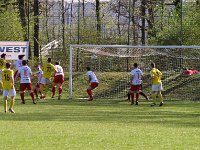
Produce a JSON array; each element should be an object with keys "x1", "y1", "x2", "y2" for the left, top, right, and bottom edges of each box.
[
  {"x1": 0, "y1": 53, "x2": 6, "y2": 93},
  {"x1": 86, "y1": 67, "x2": 99, "y2": 101},
  {"x1": 15, "y1": 60, "x2": 36, "y2": 104},
  {"x1": 2, "y1": 63, "x2": 16, "y2": 113},
  {"x1": 130, "y1": 63, "x2": 143, "y2": 105},
  {"x1": 51, "y1": 61, "x2": 64, "y2": 100},
  {"x1": 39, "y1": 58, "x2": 56, "y2": 99},
  {"x1": 33, "y1": 64, "x2": 43, "y2": 99},
  {"x1": 150, "y1": 62, "x2": 163, "y2": 106},
  {"x1": 12, "y1": 54, "x2": 25, "y2": 78}
]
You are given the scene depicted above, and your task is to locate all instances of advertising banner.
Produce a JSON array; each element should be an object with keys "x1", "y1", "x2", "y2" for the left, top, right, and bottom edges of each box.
[{"x1": 0, "y1": 41, "x2": 29, "y2": 60}]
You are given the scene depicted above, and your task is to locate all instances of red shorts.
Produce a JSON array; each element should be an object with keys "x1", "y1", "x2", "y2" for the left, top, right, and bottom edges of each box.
[
  {"x1": 130, "y1": 85, "x2": 140, "y2": 92},
  {"x1": 90, "y1": 82, "x2": 99, "y2": 90},
  {"x1": 20, "y1": 83, "x2": 32, "y2": 91},
  {"x1": 36, "y1": 83, "x2": 40, "y2": 88},
  {"x1": 54, "y1": 75, "x2": 64, "y2": 84}
]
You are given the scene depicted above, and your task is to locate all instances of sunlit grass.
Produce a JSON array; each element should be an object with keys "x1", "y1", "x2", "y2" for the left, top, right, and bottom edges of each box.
[{"x1": 0, "y1": 97, "x2": 199, "y2": 150}]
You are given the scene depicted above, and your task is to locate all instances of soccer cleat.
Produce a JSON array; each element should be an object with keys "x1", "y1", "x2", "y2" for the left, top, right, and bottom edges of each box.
[
  {"x1": 36, "y1": 96, "x2": 40, "y2": 100},
  {"x1": 20, "y1": 101, "x2": 25, "y2": 104},
  {"x1": 51, "y1": 96, "x2": 54, "y2": 98},
  {"x1": 58, "y1": 95, "x2": 61, "y2": 100},
  {"x1": 33, "y1": 101, "x2": 36, "y2": 104},
  {"x1": 88, "y1": 98, "x2": 93, "y2": 101},
  {"x1": 9, "y1": 108, "x2": 15, "y2": 113},
  {"x1": 135, "y1": 101, "x2": 138, "y2": 105},
  {"x1": 159, "y1": 102, "x2": 163, "y2": 107},
  {"x1": 146, "y1": 97, "x2": 149, "y2": 101},
  {"x1": 4, "y1": 111, "x2": 7, "y2": 113},
  {"x1": 40, "y1": 95, "x2": 46, "y2": 100},
  {"x1": 151, "y1": 103, "x2": 156, "y2": 107},
  {"x1": 126, "y1": 98, "x2": 130, "y2": 102},
  {"x1": 131, "y1": 102, "x2": 134, "y2": 105}
]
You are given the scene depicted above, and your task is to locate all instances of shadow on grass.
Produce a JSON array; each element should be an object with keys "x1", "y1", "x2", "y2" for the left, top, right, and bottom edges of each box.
[{"x1": 0, "y1": 99, "x2": 199, "y2": 128}]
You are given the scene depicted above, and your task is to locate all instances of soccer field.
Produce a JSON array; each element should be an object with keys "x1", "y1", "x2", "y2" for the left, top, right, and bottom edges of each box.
[{"x1": 0, "y1": 98, "x2": 199, "y2": 150}]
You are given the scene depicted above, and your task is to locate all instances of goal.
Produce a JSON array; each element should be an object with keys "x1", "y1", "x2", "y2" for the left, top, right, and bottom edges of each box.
[{"x1": 69, "y1": 45, "x2": 200, "y2": 100}]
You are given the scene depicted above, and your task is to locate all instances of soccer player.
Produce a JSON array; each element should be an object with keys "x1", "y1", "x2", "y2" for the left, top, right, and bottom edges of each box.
[
  {"x1": 181, "y1": 68, "x2": 199, "y2": 76},
  {"x1": 15, "y1": 60, "x2": 36, "y2": 104},
  {"x1": 51, "y1": 61, "x2": 64, "y2": 100},
  {"x1": 33, "y1": 64, "x2": 43, "y2": 99},
  {"x1": 130, "y1": 63, "x2": 143, "y2": 105},
  {"x1": 39, "y1": 58, "x2": 56, "y2": 99},
  {"x1": 2, "y1": 63, "x2": 16, "y2": 113},
  {"x1": 86, "y1": 67, "x2": 99, "y2": 101},
  {"x1": 12, "y1": 54, "x2": 25, "y2": 78},
  {"x1": 0, "y1": 53, "x2": 6, "y2": 92},
  {"x1": 150, "y1": 62, "x2": 163, "y2": 106}
]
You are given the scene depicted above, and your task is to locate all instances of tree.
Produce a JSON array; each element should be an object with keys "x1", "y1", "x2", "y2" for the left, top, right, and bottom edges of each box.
[
  {"x1": 17, "y1": 0, "x2": 27, "y2": 40},
  {"x1": 96, "y1": 0, "x2": 101, "y2": 32},
  {"x1": 34, "y1": 0, "x2": 39, "y2": 58},
  {"x1": 141, "y1": 0, "x2": 146, "y2": 45},
  {"x1": 0, "y1": 5, "x2": 24, "y2": 41},
  {"x1": 150, "y1": 2, "x2": 200, "y2": 46}
]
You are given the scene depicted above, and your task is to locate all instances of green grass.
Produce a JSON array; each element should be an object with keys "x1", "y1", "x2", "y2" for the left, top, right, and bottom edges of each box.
[{"x1": 0, "y1": 97, "x2": 200, "y2": 150}]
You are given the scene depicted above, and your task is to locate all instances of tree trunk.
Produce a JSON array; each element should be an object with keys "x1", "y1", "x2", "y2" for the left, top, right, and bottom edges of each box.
[
  {"x1": 147, "y1": 0, "x2": 155, "y2": 37},
  {"x1": 82, "y1": 0, "x2": 86, "y2": 26},
  {"x1": 117, "y1": 0, "x2": 121, "y2": 37},
  {"x1": 62, "y1": 0, "x2": 65, "y2": 51},
  {"x1": 141, "y1": 0, "x2": 146, "y2": 45},
  {"x1": 34, "y1": 0, "x2": 39, "y2": 58},
  {"x1": 96, "y1": 0, "x2": 101, "y2": 32},
  {"x1": 197, "y1": 0, "x2": 200, "y2": 5},
  {"x1": 45, "y1": 0, "x2": 50, "y2": 42},
  {"x1": 17, "y1": 0, "x2": 27, "y2": 40}
]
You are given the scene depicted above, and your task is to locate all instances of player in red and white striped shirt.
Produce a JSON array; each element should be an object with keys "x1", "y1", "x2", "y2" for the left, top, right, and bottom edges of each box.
[{"x1": 51, "y1": 61, "x2": 64, "y2": 100}]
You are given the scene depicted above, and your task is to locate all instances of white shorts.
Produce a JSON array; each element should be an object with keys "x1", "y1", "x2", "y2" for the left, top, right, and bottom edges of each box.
[
  {"x1": 152, "y1": 83, "x2": 163, "y2": 92},
  {"x1": 3, "y1": 89, "x2": 16, "y2": 97},
  {"x1": 40, "y1": 77, "x2": 50, "y2": 85}
]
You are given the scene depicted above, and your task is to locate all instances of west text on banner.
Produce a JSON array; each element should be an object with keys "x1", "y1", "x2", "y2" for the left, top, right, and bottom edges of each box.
[{"x1": 0, "y1": 41, "x2": 29, "y2": 60}]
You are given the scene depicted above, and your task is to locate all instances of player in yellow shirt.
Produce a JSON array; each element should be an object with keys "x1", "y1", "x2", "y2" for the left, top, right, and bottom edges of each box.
[
  {"x1": 0, "y1": 53, "x2": 6, "y2": 92},
  {"x1": 39, "y1": 58, "x2": 56, "y2": 99},
  {"x1": 2, "y1": 63, "x2": 16, "y2": 113},
  {"x1": 150, "y1": 62, "x2": 163, "y2": 106}
]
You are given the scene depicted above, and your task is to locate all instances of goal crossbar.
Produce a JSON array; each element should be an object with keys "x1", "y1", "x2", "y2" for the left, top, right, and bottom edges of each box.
[{"x1": 70, "y1": 44, "x2": 200, "y2": 49}]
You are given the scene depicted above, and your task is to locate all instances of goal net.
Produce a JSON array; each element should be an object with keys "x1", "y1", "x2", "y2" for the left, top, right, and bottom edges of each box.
[{"x1": 69, "y1": 45, "x2": 200, "y2": 101}]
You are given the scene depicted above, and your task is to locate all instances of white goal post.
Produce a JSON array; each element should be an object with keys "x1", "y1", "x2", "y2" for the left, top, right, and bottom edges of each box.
[{"x1": 69, "y1": 44, "x2": 200, "y2": 100}]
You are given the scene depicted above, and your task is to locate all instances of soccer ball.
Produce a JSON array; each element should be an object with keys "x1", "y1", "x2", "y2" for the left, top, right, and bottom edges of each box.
[{"x1": 91, "y1": 54, "x2": 97, "y2": 60}]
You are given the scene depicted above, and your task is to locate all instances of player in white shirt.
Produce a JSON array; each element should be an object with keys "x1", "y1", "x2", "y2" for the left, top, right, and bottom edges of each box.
[
  {"x1": 130, "y1": 63, "x2": 143, "y2": 105},
  {"x1": 86, "y1": 67, "x2": 99, "y2": 101},
  {"x1": 12, "y1": 55, "x2": 25, "y2": 79},
  {"x1": 33, "y1": 64, "x2": 43, "y2": 99},
  {"x1": 15, "y1": 60, "x2": 36, "y2": 104},
  {"x1": 52, "y1": 61, "x2": 64, "y2": 100}
]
